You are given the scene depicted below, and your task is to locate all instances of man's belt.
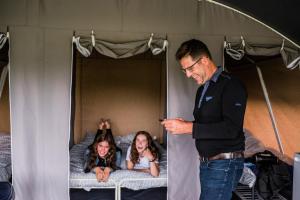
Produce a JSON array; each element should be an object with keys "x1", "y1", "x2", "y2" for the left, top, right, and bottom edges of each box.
[{"x1": 199, "y1": 151, "x2": 244, "y2": 162}]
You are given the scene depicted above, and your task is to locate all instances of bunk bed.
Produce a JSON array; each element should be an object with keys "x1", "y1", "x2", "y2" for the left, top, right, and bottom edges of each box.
[{"x1": 69, "y1": 133, "x2": 167, "y2": 200}]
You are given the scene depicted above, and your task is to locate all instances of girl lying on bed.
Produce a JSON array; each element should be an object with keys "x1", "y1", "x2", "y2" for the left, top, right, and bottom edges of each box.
[
  {"x1": 126, "y1": 131, "x2": 160, "y2": 177},
  {"x1": 84, "y1": 120, "x2": 121, "y2": 182},
  {"x1": 89, "y1": 120, "x2": 122, "y2": 167}
]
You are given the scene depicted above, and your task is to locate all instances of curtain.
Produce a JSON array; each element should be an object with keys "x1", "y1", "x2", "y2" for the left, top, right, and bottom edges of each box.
[
  {"x1": 224, "y1": 37, "x2": 300, "y2": 69},
  {"x1": 73, "y1": 33, "x2": 168, "y2": 58},
  {"x1": 10, "y1": 28, "x2": 71, "y2": 200}
]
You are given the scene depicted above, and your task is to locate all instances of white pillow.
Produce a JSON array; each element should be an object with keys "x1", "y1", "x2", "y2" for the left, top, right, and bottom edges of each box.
[
  {"x1": 114, "y1": 133, "x2": 135, "y2": 145},
  {"x1": 81, "y1": 132, "x2": 96, "y2": 145}
]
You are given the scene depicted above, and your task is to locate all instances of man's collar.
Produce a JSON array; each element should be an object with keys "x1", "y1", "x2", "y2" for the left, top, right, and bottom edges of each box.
[{"x1": 210, "y1": 66, "x2": 222, "y2": 83}]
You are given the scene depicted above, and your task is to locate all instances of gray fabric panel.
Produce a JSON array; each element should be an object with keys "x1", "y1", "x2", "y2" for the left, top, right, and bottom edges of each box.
[
  {"x1": 0, "y1": 0, "x2": 27, "y2": 25},
  {"x1": 0, "y1": 26, "x2": 6, "y2": 32},
  {"x1": 123, "y1": 0, "x2": 201, "y2": 33},
  {"x1": 10, "y1": 27, "x2": 44, "y2": 200},
  {"x1": 43, "y1": 28, "x2": 72, "y2": 199},
  {"x1": 245, "y1": 45, "x2": 281, "y2": 56},
  {"x1": 167, "y1": 34, "x2": 224, "y2": 200},
  {"x1": 281, "y1": 47, "x2": 300, "y2": 70},
  {"x1": 10, "y1": 27, "x2": 71, "y2": 200},
  {"x1": 76, "y1": 35, "x2": 167, "y2": 58},
  {"x1": 75, "y1": 31, "x2": 166, "y2": 44},
  {"x1": 123, "y1": 0, "x2": 281, "y2": 36},
  {"x1": 225, "y1": 36, "x2": 300, "y2": 69},
  {"x1": 39, "y1": 0, "x2": 122, "y2": 30},
  {"x1": 0, "y1": 0, "x2": 280, "y2": 40},
  {"x1": 27, "y1": 0, "x2": 40, "y2": 26}
]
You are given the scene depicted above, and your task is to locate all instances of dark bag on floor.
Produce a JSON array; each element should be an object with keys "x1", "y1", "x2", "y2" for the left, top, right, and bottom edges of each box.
[{"x1": 253, "y1": 151, "x2": 292, "y2": 199}]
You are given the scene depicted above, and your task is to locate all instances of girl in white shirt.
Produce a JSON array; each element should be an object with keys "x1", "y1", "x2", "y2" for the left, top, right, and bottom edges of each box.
[{"x1": 126, "y1": 131, "x2": 160, "y2": 177}]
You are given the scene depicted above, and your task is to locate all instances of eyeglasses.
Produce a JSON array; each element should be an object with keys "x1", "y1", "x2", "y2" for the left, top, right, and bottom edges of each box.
[{"x1": 181, "y1": 57, "x2": 203, "y2": 74}]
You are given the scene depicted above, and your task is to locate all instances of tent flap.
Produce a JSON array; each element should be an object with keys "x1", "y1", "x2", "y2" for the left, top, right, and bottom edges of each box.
[
  {"x1": 225, "y1": 37, "x2": 300, "y2": 70},
  {"x1": 0, "y1": 33, "x2": 8, "y2": 49},
  {"x1": 73, "y1": 34, "x2": 168, "y2": 59}
]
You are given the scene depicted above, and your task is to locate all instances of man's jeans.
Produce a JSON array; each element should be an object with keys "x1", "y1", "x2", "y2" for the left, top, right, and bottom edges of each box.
[{"x1": 199, "y1": 158, "x2": 244, "y2": 200}]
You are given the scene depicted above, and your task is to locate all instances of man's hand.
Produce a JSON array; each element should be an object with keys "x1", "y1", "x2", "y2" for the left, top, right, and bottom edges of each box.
[{"x1": 161, "y1": 118, "x2": 193, "y2": 134}]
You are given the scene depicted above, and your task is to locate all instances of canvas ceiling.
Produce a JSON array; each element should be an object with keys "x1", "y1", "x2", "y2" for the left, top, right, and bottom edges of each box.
[{"x1": 1, "y1": 0, "x2": 297, "y2": 200}]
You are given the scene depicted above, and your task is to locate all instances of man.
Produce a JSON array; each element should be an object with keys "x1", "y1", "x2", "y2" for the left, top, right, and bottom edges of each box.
[{"x1": 162, "y1": 39, "x2": 247, "y2": 200}]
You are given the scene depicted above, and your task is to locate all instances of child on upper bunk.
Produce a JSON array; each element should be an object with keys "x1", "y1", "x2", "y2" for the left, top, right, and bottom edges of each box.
[
  {"x1": 126, "y1": 131, "x2": 160, "y2": 177},
  {"x1": 84, "y1": 119, "x2": 121, "y2": 182}
]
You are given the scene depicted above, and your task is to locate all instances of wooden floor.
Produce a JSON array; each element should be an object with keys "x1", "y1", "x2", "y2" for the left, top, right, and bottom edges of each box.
[{"x1": 230, "y1": 58, "x2": 300, "y2": 163}]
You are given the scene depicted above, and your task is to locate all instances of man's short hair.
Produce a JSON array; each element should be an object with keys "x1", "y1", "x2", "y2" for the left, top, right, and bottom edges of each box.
[{"x1": 175, "y1": 39, "x2": 212, "y2": 61}]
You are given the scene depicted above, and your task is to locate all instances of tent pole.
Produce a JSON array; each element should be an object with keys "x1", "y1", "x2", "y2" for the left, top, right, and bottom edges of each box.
[
  {"x1": 246, "y1": 57, "x2": 285, "y2": 154},
  {"x1": 222, "y1": 37, "x2": 226, "y2": 71},
  {"x1": 256, "y1": 66, "x2": 284, "y2": 154}
]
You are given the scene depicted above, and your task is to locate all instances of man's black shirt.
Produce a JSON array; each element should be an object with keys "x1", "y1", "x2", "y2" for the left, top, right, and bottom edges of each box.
[{"x1": 193, "y1": 69, "x2": 247, "y2": 157}]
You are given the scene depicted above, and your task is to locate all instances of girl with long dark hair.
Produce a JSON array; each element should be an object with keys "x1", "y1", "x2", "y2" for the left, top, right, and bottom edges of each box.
[
  {"x1": 84, "y1": 120, "x2": 119, "y2": 182},
  {"x1": 126, "y1": 131, "x2": 160, "y2": 177}
]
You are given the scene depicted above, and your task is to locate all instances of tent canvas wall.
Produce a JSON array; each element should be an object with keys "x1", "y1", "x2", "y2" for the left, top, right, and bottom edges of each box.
[{"x1": 1, "y1": 0, "x2": 300, "y2": 200}]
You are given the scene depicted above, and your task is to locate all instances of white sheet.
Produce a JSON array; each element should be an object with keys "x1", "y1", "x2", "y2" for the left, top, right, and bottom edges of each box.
[{"x1": 0, "y1": 134, "x2": 11, "y2": 181}]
